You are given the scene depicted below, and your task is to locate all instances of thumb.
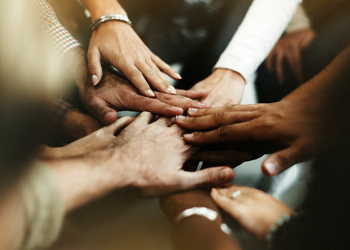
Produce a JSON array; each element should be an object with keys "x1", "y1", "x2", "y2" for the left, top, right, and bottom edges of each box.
[
  {"x1": 109, "y1": 116, "x2": 134, "y2": 135},
  {"x1": 89, "y1": 98, "x2": 118, "y2": 125},
  {"x1": 87, "y1": 47, "x2": 103, "y2": 86},
  {"x1": 262, "y1": 146, "x2": 304, "y2": 176},
  {"x1": 179, "y1": 167, "x2": 234, "y2": 190}
]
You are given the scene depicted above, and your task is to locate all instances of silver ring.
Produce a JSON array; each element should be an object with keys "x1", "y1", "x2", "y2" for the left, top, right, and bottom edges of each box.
[{"x1": 231, "y1": 191, "x2": 241, "y2": 199}]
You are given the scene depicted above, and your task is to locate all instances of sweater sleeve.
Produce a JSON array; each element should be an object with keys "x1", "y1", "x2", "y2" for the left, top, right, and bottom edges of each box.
[{"x1": 214, "y1": 0, "x2": 302, "y2": 81}]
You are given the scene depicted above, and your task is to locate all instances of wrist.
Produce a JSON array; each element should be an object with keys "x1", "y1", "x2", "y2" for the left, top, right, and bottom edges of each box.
[
  {"x1": 213, "y1": 68, "x2": 246, "y2": 85},
  {"x1": 84, "y1": 0, "x2": 127, "y2": 22}
]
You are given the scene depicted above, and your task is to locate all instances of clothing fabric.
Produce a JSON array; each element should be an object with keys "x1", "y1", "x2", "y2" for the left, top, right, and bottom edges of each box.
[
  {"x1": 214, "y1": 0, "x2": 302, "y2": 81},
  {"x1": 33, "y1": 0, "x2": 81, "y2": 57},
  {"x1": 16, "y1": 161, "x2": 64, "y2": 250}
]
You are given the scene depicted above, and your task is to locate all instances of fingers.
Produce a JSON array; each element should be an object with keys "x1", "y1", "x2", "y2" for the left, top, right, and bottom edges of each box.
[
  {"x1": 153, "y1": 116, "x2": 175, "y2": 127},
  {"x1": 110, "y1": 116, "x2": 134, "y2": 135},
  {"x1": 178, "y1": 167, "x2": 234, "y2": 190},
  {"x1": 187, "y1": 103, "x2": 268, "y2": 117},
  {"x1": 87, "y1": 47, "x2": 103, "y2": 86},
  {"x1": 127, "y1": 94, "x2": 184, "y2": 117},
  {"x1": 286, "y1": 48, "x2": 304, "y2": 84},
  {"x1": 152, "y1": 55, "x2": 182, "y2": 80},
  {"x1": 210, "y1": 188, "x2": 236, "y2": 213},
  {"x1": 123, "y1": 64, "x2": 156, "y2": 98},
  {"x1": 136, "y1": 60, "x2": 177, "y2": 95},
  {"x1": 176, "y1": 89, "x2": 206, "y2": 100},
  {"x1": 262, "y1": 145, "x2": 305, "y2": 176},
  {"x1": 154, "y1": 92, "x2": 210, "y2": 111},
  {"x1": 89, "y1": 98, "x2": 118, "y2": 125},
  {"x1": 176, "y1": 111, "x2": 259, "y2": 131},
  {"x1": 266, "y1": 50, "x2": 275, "y2": 71},
  {"x1": 183, "y1": 122, "x2": 255, "y2": 145}
]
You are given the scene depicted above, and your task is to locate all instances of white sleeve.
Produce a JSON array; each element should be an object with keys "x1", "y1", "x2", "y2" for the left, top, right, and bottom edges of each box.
[{"x1": 214, "y1": 0, "x2": 302, "y2": 81}]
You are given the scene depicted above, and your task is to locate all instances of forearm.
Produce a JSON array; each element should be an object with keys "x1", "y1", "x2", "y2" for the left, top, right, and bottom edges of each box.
[
  {"x1": 45, "y1": 150, "x2": 130, "y2": 213},
  {"x1": 284, "y1": 45, "x2": 350, "y2": 101},
  {"x1": 82, "y1": 0, "x2": 127, "y2": 21},
  {"x1": 161, "y1": 190, "x2": 241, "y2": 250},
  {"x1": 214, "y1": 0, "x2": 301, "y2": 80}
]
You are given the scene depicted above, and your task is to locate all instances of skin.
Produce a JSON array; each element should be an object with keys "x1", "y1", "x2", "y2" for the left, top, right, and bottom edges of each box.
[
  {"x1": 83, "y1": 0, "x2": 180, "y2": 95},
  {"x1": 266, "y1": 29, "x2": 315, "y2": 84},
  {"x1": 175, "y1": 45, "x2": 350, "y2": 176},
  {"x1": 190, "y1": 69, "x2": 246, "y2": 106},
  {"x1": 160, "y1": 190, "x2": 241, "y2": 250},
  {"x1": 211, "y1": 184, "x2": 293, "y2": 241},
  {"x1": 66, "y1": 48, "x2": 210, "y2": 125},
  {"x1": 47, "y1": 112, "x2": 234, "y2": 212}
]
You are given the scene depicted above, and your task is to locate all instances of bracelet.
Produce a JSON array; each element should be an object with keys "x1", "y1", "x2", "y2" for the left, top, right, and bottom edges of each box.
[
  {"x1": 175, "y1": 207, "x2": 218, "y2": 223},
  {"x1": 90, "y1": 14, "x2": 132, "y2": 34}
]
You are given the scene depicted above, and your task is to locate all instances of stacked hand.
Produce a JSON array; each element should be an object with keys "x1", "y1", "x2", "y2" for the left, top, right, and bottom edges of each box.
[
  {"x1": 175, "y1": 97, "x2": 334, "y2": 176},
  {"x1": 88, "y1": 22, "x2": 181, "y2": 96},
  {"x1": 79, "y1": 67, "x2": 210, "y2": 125}
]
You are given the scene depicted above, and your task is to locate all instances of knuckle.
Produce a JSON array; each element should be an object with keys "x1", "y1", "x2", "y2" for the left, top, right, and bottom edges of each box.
[
  {"x1": 188, "y1": 117, "x2": 198, "y2": 125},
  {"x1": 214, "y1": 112, "x2": 226, "y2": 125},
  {"x1": 130, "y1": 70, "x2": 142, "y2": 78},
  {"x1": 226, "y1": 104, "x2": 238, "y2": 112},
  {"x1": 218, "y1": 125, "x2": 230, "y2": 136}
]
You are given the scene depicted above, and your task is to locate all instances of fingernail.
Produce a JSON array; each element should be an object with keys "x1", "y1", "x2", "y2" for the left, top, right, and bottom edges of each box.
[
  {"x1": 147, "y1": 89, "x2": 155, "y2": 97},
  {"x1": 220, "y1": 168, "x2": 232, "y2": 180},
  {"x1": 171, "y1": 107, "x2": 183, "y2": 114},
  {"x1": 92, "y1": 75, "x2": 98, "y2": 86},
  {"x1": 175, "y1": 73, "x2": 182, "y2": 80},
  {"x1": 188, "y1": 108, "x2": 198, "y2": 113},
  {"x1": 176, "y1": 115, "x2": 185, "y2": 121},
  {"x1": 167, "y1": 85, "x2": 177, "y2": 94},
  {"x1": 198, "y1": 102, "x2": 210, "y2": 108},
  {"x1": 265, "y1": 161, "x2": 278, "y2": 175},
  {"x1": 184, "y1": 133, "x2": 194, "y2": 139}
]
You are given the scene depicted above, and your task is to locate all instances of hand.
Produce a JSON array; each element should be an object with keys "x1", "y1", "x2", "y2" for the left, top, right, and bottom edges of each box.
[
  {"x1": 39, "y1": 116, "x2": 133, "y2": 159},
  {"x1": 211, "y1": 184, "x2": 293, "y2": 241},
  {"x1": 190, "y1": 68, "x2": 245, "y2": 106},
  {"x1": 176, "y1": 98, "x2": 336, "y2": 176},
  {"x1": 109, "y1": 112, "x2": 234, "y2": 197},
  {"x1": 79, "y1": 68, "x2": 210, "y2": 125},
  {"x1": 60, "y1": 107, "x2": 103, "y2": 142},
  {"x1": 88, "y1": 21, "x2": 181, "y2": 96},
  {"x1": 266, "y1": 29, "x2": 315, "y2": 84}
]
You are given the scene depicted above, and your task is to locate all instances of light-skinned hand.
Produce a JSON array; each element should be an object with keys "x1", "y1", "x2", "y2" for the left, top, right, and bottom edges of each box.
[{"x1": 190, "y1": 68, "x2": 245, "y2": 106}]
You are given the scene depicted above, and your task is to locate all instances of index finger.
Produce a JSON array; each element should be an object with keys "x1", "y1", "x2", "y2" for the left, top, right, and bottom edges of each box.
[{"x1": 175, "y1": 111, "x2": 259, "y2": 131}]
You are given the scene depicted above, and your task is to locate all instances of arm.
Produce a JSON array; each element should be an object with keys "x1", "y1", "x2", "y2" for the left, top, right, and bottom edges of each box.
[
  {"x1": 191, "y1": 0, "x2": 301, "y2": 106},
  {"x1": 82, "y1": 0, "x2": 180, "y2": 95},
  {"x1": 160, "y1": 190, "x2": 241, "y2": 250},
  {"x1": 176, "y1": 45, "x2": 350, "y2": 175}
]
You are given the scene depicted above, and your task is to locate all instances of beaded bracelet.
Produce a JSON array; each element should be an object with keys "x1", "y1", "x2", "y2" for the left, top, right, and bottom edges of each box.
[{"x1": 90, "y1": 14, "x2": 132, "y2": 34}]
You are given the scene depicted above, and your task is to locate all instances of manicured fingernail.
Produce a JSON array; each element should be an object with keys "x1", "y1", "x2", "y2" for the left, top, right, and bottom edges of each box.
[
  {"x1": 167, "y1": 85, "x2": 177, "y2": 94},
  {"x1": 220, "y1": 168, "x2": 232, "y2": 180},
  {"x1": 175, "y1": 73, "x2": 182, "y2": 80},
  {"x1": 184, "y1": 133, "x2": 194, "y2": 139},
  {"x1": 188, "y1": 108, "x2": 198, "y2": 113},
  {"x1": 92, "y1": 75, "x2": 98, "y2": 86},
  {"x1": 265, "y1": 161, "x2": 278, "y2": 175},
  {"x1": 147, "y1": 89, "x2": 155, "y2": 97},
  {"x1": 198, "y1": 102, "x2": 210, "y2": 108},
  {"x1": 176, "y1": 115, "x2": 185, "y2": 121}
]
